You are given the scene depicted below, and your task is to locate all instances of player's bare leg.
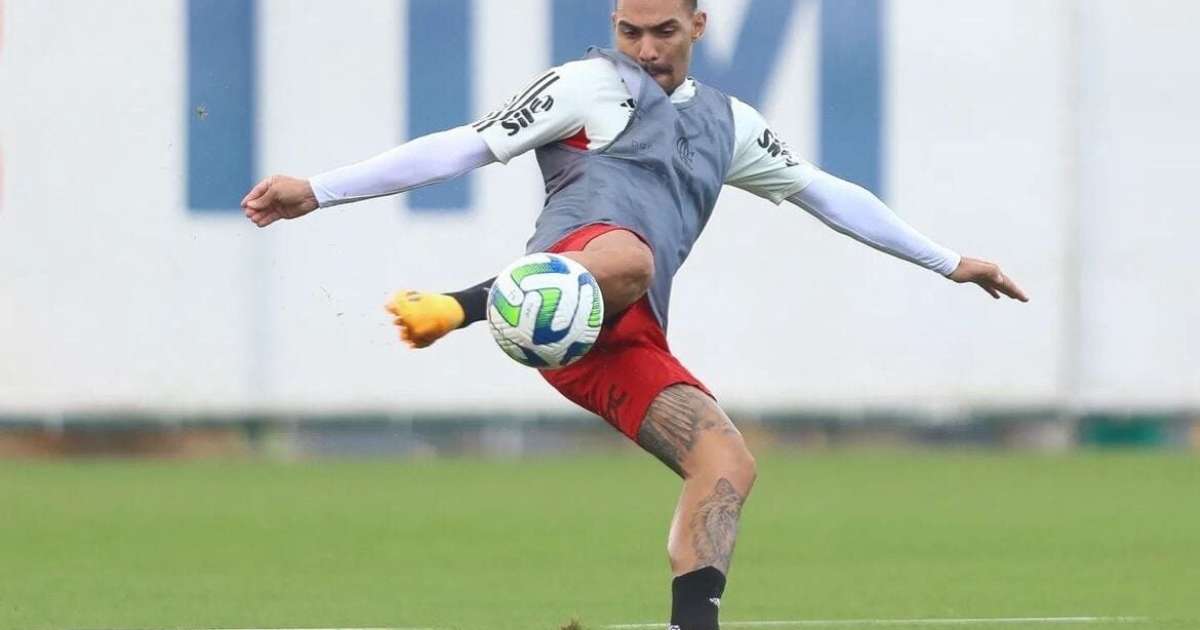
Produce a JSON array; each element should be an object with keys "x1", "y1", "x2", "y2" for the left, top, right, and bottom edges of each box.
[
  {"x1": 387, "y1": 228, "x2": 653, "y2": 347},
  {"x1": 557, "y1": 228, "x2": 654, "y2": 316},
  {"x1": 637, "y1": 385, "x2": 757, "y2": 630}
]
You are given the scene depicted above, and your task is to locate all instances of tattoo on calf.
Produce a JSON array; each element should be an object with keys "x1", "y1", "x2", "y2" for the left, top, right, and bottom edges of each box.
[
  {"x1": 636, "y1": 386, "x2": 738, "y2": 477},
  {"x1": 690, "y1": 477, "x2": 745, "y2": 574}
]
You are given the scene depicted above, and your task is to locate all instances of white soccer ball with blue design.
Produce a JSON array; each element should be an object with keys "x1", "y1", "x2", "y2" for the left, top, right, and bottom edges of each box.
[{"x1": 487, "y1": 253, "x2": 604, "y2": 369}]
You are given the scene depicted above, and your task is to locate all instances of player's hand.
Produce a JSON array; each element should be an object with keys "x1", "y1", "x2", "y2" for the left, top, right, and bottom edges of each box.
[
  {"x1": 241, "y1": 175, "x2": 319, "y2": 227},
  {"x1": 948, "y1": 257, "x2": 1029, "y2": 302}
]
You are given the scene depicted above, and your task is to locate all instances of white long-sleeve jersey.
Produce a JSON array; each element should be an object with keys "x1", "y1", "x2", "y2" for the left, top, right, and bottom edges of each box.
[
  {"x1": 311, "y1": 58, "x2": 961, "y2": 276},
  {"x1": 470, "y1": 57, "x2": 817, "y2": 204}
]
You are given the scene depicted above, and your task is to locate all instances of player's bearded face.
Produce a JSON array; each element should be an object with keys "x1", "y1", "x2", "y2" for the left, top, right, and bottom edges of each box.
[{"x1": 613, "y1": 0, "x2": 707, "y2": 94}]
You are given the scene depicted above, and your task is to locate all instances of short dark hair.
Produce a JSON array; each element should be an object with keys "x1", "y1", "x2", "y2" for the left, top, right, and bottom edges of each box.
[{"x1": 614, "y1": 0, "x2": 699, "y2": 12}]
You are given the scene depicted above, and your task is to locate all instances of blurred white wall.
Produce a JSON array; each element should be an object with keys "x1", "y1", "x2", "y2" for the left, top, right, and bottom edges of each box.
[{"x1": 1, "y1": 0, "x2": 1196, "y2": 416}]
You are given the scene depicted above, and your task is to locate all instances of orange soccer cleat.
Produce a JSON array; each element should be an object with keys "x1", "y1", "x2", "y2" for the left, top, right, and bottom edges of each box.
[{"x1": 385, "y1": 290, "x2": 466, "y2": 348}]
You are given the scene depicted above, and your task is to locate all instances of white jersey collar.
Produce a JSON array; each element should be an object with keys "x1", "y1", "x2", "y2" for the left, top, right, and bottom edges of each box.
[{"x1": 669, "y1": 77, "x2": 698, "y2": 104}]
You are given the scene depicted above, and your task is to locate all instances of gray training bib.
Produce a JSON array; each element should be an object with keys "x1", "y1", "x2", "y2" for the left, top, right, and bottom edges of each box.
[{"x1": 525, "y1": 47, "x2": 736, "y2": 330}]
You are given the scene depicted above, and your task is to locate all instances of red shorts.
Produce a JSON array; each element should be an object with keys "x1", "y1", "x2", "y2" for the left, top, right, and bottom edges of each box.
[{"x1": 540, "y1": 224, "x2": 712, "y2": 440}]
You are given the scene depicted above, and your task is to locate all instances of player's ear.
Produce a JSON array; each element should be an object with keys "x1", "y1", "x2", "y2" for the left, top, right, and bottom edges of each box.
[{"x1": 691, "y1": 11, "x2": 707, "y2": 42}]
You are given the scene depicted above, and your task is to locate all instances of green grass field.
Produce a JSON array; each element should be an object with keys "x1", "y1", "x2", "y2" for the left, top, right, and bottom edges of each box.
[{"x1": 1, "y1": 451, "x2": 1197, "y2": 630}]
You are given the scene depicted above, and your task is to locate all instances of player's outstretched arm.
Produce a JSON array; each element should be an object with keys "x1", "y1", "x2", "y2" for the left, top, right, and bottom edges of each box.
[
  {"x1": 722, "y1": 99, "x2": 1028, "y2": 303},
  {"x1": 241, "y1": 126, "x2": 498, "y2": 228},
  {"x1": 787, "y1": 171, "x2": 1029, "y2": 303}
]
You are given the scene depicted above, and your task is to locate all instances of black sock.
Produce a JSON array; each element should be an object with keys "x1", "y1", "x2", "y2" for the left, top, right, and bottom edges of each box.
[
  {"x1": 670, "y1": 567, "x2": 726, "y2": 630},
  {"x1": 447, "y1": 277, "x2": 494, "y2": 328}
]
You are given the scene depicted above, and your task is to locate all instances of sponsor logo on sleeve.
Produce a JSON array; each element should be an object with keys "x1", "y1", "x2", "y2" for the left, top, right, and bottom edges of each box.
[
  {"x1": 473, "y1": 70, "x2": 560, "y2": 137},
  {"x1": 757, "y1": 128, "x2": 800, "y2": 167},
  {"x1": 497, "y1": 94, "x2": 556, "y2": 136}
]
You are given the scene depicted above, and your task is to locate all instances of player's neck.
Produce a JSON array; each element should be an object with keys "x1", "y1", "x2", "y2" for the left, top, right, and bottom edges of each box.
[{"x1": 660, "y1": 75, "x2": 687, "y2": 96}]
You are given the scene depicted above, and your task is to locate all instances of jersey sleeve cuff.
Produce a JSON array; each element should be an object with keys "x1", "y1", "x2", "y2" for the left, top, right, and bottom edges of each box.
[
  {"x1": 935, "y1": 250, "x2": 963, "y2": 277},
  {"x1": 764, "y1": 164, "x2": 819, "y2": 205},
  {"x1": 476, "y1": 128, "x2": 516, "y2": 165},
  {"x1": 309, "y1": 174, "x2": 338, "y2": 208}
]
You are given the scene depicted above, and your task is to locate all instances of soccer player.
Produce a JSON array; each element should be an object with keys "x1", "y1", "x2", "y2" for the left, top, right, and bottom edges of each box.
[{"x1": 242, "y1": 1, "x2": 1029, "y2": 627}]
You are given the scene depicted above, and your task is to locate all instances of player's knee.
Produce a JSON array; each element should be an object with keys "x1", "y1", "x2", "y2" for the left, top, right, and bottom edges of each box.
[
  {"x1": 579, "y1": 229, "x2": 655, "y2": 306},
  {"x1": 622, "y1": 242, "x2": 654, "y2": 297},
  {"x1": 728, "y1": 443, "x2": 758, "y2": 492},
  {"x1": 701, "y1": 437, "x2": 757, "y2": 492}
]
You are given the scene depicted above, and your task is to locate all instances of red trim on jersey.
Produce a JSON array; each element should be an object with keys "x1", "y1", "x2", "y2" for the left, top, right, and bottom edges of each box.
[{"x1": 563, "y1": 127, "x2": 590, "y2": 150}]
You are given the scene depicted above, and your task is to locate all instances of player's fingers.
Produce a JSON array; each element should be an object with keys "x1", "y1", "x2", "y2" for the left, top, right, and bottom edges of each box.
[
  {"x1": 255, "y1": 212, "x2": 280, "y2": 228},
  {"x1": 998, "y1": 276, "x2": 1030, "y2": 303},
  {"x1": 246, "y1": 195, "x2": 275, "y2": 212},
  {"x1": 979, "y1": 283, "x2": 1001, "y2": 300},
  {"x1": 245, "y1": 185, "x2": 277, "y2": 211},
  {"x1": 241, "y1": 178, "x2": 271, "y2": 207},
  {"x1": 245, "y1": 207, "x2": 275, "y2": 228}
]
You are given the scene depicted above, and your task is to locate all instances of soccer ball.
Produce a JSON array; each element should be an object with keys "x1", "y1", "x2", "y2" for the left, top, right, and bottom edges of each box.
[{"x1": 487, "y1": 253, "x2": 604, "y2": 369}]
